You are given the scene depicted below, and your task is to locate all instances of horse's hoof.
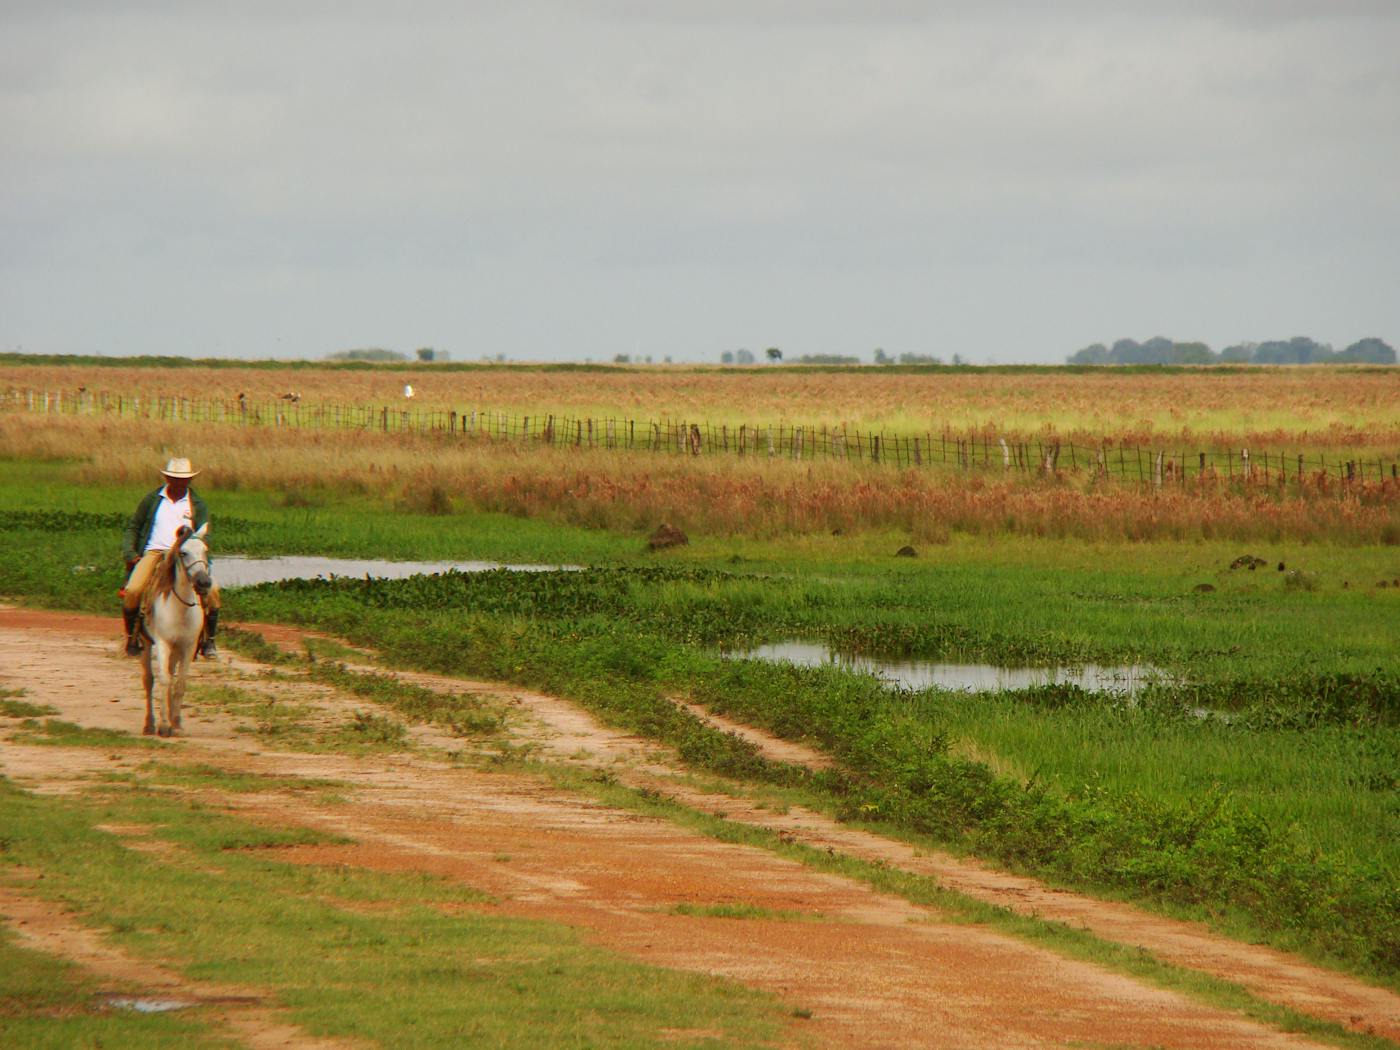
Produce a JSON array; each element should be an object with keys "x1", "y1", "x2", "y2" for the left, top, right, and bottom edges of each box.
[
  {"x1": 157, "y1": 725, "x2": 172, "y2": 738},
  {"x1": 143, "y1": 724, "x2": 155, "y2": 736}
]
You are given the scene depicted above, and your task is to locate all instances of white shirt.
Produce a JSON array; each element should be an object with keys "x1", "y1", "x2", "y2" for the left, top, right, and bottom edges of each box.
[{"x1": 144, "y1": 487, "x2": 194, "y2": 553}]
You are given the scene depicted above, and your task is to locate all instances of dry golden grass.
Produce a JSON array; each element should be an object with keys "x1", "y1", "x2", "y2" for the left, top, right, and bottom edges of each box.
[
  {"x1": 4, "y1": 361, "x2": 1399, "y2": 450},
  {"x1": 6, "y1": 413, "x2": 1397, "y2": 544}
]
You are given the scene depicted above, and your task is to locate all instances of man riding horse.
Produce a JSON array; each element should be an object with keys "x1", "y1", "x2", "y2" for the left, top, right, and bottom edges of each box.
[{"x1": 122, "y1": 457, "x2": 221, "y2": 658}]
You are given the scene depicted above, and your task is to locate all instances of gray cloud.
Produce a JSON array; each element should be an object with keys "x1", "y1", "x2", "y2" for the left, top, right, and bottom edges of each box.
[{"x1": 2, "y1": 2, "x2": 1397, "y2": 361}]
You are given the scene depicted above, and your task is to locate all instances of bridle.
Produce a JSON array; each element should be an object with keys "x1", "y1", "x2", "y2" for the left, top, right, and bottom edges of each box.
[{"x1": 172, "y1": 542, "x2": 210, "y2": 608}]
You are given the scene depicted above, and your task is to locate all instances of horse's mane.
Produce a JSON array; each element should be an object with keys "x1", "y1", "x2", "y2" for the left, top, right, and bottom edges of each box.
[{"x1": 148, "y1": 544, "x2": 182, "y2": 602}]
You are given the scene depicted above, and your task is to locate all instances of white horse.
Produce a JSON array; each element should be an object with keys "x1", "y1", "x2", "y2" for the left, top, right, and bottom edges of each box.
[{"x1": 140, "y1": 523, "x2": 212, "y2": 737}]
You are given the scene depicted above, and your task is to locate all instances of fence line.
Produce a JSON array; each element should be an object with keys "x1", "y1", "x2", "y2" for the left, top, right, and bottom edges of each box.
[{"x1": 5, "y1": 387, "x2": 1398, "y2": 493}]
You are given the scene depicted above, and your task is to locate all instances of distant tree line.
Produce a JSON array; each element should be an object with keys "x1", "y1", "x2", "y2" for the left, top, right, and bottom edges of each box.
[
  {"x1": 873, "y1": 349, "x2": 969, "y2": 366},
  {"x1": 327, "y1": 348, "x2": 407, "y2": 362},
  {"x1": 1067, "y1": 336, "x2": 1395, "y2": 366},
  {"x1": 792, "y1": 353, "x2": 862, "y2": 365},
  {"x1": 719, "y1": 348, "x2": 970, "y2": 366},
  {"x1": 326, "y1": 347, "x2": 451, "y2": 363}
]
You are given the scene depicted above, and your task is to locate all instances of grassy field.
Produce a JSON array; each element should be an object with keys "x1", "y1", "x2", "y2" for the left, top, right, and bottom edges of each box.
[
  {"x1": 2, "y1": 449, "x2": 1396, "y2": 983},
  {"x1": 4, "y1": 356, "x2": 1400, "y2": 449}
]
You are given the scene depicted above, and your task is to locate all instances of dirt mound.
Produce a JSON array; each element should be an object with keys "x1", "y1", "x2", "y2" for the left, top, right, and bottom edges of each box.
[{"x1": 647, "y1": 523, "x2": 689, "y2": 550}]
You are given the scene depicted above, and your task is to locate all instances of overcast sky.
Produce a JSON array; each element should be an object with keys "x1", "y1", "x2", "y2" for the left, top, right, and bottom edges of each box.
[{"x1": 3, "y1": 1, "x2": 1397, "y2": 363}]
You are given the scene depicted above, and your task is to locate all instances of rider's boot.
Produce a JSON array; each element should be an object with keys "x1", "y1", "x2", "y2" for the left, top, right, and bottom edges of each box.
[
  {"x1": 199, "y1": 609, "x2": 220, "y2": 658},
  {"x1": 122, "y1": 608, "x2": 143, "y2": 656}
]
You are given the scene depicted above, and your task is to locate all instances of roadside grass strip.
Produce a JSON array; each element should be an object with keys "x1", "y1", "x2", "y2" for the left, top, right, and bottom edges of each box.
[
  {"x1": 9, "y1": 718, "x2": 160, "y2": 749},
  {"x1": 142, "y1": 762, "x2": 351, "y2": 796},
  {"x1": 218, "y1": 629, "x2": 510, "y2": 740},
  {"x1": 667, "y1": 903, "x2": 829, "y2": 922},
  {"x1": 0, "y1": 923, "x2": 234, "y2": 1049},
  {"x1": 185, "y1": 679, "x2": 415, "y2": 756},
  {"x1": 0, "y1": 694, "x2": 59, "y2": 719},
  {"x1": 0, "y1": 778, "x2": 797, "y2": 1049}
]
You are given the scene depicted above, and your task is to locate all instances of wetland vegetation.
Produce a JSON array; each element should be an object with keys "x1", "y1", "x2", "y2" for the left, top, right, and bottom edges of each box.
[{"x1": 2, "y1": 450, "x2": 1396, "y2": 981}]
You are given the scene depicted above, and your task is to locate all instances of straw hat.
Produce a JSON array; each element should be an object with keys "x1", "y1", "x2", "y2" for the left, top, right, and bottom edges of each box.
[{"x1": 160, "y1": 457, "x2": 199, "y2": 479}]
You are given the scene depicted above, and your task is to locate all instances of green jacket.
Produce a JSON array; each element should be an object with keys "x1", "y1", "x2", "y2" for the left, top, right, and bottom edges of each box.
[{"x1": 122, "y1": 487, "x2": 210, "y2": 564}]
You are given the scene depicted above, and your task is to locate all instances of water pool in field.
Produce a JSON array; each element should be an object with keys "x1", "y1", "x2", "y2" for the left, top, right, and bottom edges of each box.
[
  {"x1": 728, "y1": 641, "x2": 1170, "y2": 695},
  {"x1": 214, "y1": 556, "x2": 578, "y2": 588}
]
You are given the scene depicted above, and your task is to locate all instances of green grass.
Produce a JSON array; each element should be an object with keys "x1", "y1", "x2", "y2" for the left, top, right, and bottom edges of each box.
[
  {"x1": 2, "y1": 461, "x2": 1396, "y2": 979},
  {"x1": 299, "y1": 658, "x2": 508, "y2": 738},
  {"x1": 0, "y1": 696, "x2": 58, "y2": 718},
  {"x1": 185, "y1": 680, "x2": 417, "y2": 756},
  {"x1": 926, "y1": 694, "x2": 1396, "y2": 860},
  {"x1": 0, "y1": 778, "x2": 795, "y2": 1048},
  {"x1": 0, "y1": 924, "x2": 235, "y2": 1049},
  {"x1": 144, "y1": 762, "x2": 349, "y2": 795},
  {"x1": 9, "y1": 718, "x2": 158, "y2": 749}
]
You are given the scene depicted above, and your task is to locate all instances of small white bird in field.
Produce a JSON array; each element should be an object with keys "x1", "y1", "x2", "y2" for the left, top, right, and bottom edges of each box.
[{"x1": 403, "y1": 384, "x2": 414, "y2": 398}]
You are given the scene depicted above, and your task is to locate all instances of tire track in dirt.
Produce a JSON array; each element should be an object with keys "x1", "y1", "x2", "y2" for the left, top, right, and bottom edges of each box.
[{"x1": 0, "y1": 607, "x2": 1387, "y2": 1049}]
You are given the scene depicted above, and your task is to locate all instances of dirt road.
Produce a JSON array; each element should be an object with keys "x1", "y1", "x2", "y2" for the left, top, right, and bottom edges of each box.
[{"x1": 1, "y1": 606, "x2": 1396, "y2": 1049}]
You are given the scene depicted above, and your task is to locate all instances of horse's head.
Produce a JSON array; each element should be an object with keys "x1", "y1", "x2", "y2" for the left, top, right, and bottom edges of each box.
[{"x1": 175, "y1": 523, "x2": 212, "y2": 596}]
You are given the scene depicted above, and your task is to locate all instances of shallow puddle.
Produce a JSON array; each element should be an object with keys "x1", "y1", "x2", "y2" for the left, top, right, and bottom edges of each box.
[
  {"x1": 214, "y1": 555, "x2": 577, "y2": 588},
  {"x1": 730, "y1": 641, "x2": 1169, "y2": 695},
  {"x1": 106, "y1": 997, "x2": 194, "y2": 1013}
]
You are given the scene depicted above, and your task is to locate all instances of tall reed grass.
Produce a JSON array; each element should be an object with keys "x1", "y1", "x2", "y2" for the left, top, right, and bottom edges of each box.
[{"x1": 5, "y1": 414, "x2": 1397, "y2": 543}]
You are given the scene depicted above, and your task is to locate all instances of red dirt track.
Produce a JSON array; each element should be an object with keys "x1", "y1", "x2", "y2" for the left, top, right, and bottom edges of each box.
[{"x1": 1, "y1": 605, "x2": 1395, "y2": 1049}]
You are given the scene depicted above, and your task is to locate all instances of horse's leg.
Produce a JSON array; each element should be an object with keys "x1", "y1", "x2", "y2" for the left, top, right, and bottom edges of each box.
[
  {"x1": 170, "y1": 645, "x2": 191, "y2": 732},
  {"x1": 141, "y1": 642, "x2": 156, "y2": 736},
  {"x1": 154, "y1": 640, "x2": 175, "y2": 737}
]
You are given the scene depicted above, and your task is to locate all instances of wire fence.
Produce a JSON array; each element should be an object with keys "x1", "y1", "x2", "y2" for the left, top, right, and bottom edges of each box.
[{"x1": 6, "y1": 387, "x2": 1399, "y2": 493}]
